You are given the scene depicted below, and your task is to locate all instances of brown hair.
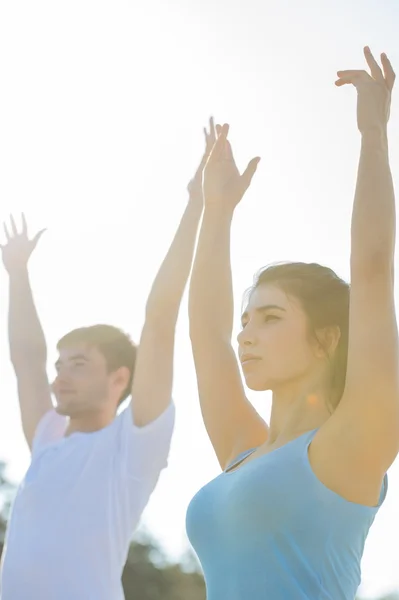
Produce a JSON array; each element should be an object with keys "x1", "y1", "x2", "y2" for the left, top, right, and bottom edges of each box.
[
  {"x1": 249, "y1": 262, "x2": 350, "y2": 410},
  {"x1": 57, "y1": 324, "x2": 137, "y2": 404}
]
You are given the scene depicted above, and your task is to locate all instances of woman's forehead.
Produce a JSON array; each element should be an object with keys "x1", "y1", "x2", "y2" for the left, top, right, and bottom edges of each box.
[
  {"x1": 243, "y1": 284, "x2": 303, "y2": 317},
  {"x1": 246, "y1": 284, "x2": 289, "y2": 310}
]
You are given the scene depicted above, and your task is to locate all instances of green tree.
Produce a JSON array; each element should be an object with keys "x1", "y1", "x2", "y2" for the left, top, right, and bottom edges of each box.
[{"x1": 122, "y1": 537, "x2": 205, "y2": 600}]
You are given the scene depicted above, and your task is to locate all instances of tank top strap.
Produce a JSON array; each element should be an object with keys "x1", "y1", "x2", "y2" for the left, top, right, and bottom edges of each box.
[
  {"x1": 300, "y1": 427, "x2": 388, "y2": 510},
  {"x1": 225, "y1": 448, "x2": 257, "y2": 472}
]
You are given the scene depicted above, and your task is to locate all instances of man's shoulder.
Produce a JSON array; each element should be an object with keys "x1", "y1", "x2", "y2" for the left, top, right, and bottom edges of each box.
[{"x1": 31, "y1": 409, "x2": 67, "y2": 454}]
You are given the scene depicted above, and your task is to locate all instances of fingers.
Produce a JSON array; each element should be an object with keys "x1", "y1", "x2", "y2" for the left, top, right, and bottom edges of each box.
[
  {"x1": 4, "y1": 214, "x2": 23, "y2": 238},
  {"x1": 209, "y1": 116, "x2": 215, "y2": 143},
  {"x1": 204, "y1": 116, "x2": 215, "y2": 143},
  {"x1": 32, "y1": 229, "x2": 46, "y2": 248},
  {"x1": 220, "y1": 123, "x2": 229, "y2": 138},
  {"x1": 381, "y1": 53, "x2": 396, "y2": 91},
  {"x1": 207, "y1": 123, "x2": 229, "y2": 163},
  {"x1": 203, "y1": 117, "x2": 217, "y2": 161},
  {"x1": 3, "y1": 222, "x2": 10, "y2": 241},
  {"x1": 10, "y1": 215, "x2": 18, "y2": 236},
  {"x1": 1, "y1": 214, "x2": 44, "y2": 245},
  {"x1": 240, "y1": 157, "x2": 261, "y2": 193},
  {"x1": 225, "y1": 139, "x2": 234, "y2": 161},
  {"x1": 364, "y1": 46, "x2": 384, "y2": 82},
  {"x1": 335, "y1": 70, "x2": 371, "y2": 87},
  {"x1": 21, "y1": 213, "x2": 28, "y2": 236},
  {"x1": 336, "y1": 49, "x2": 396, "y2": 90}
]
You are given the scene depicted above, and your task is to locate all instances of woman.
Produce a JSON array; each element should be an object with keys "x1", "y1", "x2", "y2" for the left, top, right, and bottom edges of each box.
[{"x1": 187, "y1": 48, "x2": 398, "y2": 599}]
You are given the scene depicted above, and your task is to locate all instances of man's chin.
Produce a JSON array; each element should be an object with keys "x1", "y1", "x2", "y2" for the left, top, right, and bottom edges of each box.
[
  {"x1": 54, "y1": 399, "x2": 81, "y2": 417},
  {"x1": 54, "y1": 403, "x2": 72, "y2": 416}
]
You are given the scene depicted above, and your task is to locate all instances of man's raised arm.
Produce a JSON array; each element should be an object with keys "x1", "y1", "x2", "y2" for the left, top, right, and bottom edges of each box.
[{"x1": 1, "y1": 215, "x2": 52, "y2": 448}]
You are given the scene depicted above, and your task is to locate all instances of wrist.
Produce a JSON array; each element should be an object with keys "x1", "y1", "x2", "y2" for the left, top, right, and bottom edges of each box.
[
  {"x1": 187, "y1": 190, "x2": 203, "y2": 209},
  {"x1": 360, "y1": 129, "x2": 389, "y2": 158},
  {"x1": 361, "y1": 127, "x2": 388, "y2": 145},
  {"x1": 8, "y1": 266, "x2": 29, "y2": 281},
  {"x1": 203, "y1": 203, "x2": 235, "y2": 222},
  {"x1": 186, "y1": 194, "x2": 204, "y2": 222}
]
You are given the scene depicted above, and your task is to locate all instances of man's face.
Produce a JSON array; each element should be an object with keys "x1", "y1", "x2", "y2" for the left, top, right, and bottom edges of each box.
[{"x1": 52, "y1": 344, "x2": 111, "y2": 417}]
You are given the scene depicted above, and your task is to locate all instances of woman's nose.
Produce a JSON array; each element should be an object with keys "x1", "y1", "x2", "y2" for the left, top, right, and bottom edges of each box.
[{"x1": 237, "y1": 325, "x2": 255, "y2": 347}]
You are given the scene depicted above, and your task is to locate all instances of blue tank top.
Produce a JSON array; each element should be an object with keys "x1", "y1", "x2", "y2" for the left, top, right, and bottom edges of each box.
[{"x1": 186, "y1": 429, "x2": 387, "y2": 600}]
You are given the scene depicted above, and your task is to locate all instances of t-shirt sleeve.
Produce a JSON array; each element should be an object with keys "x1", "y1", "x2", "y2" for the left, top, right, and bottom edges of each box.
[
  {"x1": 115, "y1": 401, "x2": 175, "y2": 482},
  {"x1": 31, "y1": 409, "x2": 67, "y2": 456}
]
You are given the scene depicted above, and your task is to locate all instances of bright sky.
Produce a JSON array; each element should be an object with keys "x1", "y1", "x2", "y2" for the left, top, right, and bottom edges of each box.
[{"x1": 0, "y1": 0, "x2": 398, "y2": 597}]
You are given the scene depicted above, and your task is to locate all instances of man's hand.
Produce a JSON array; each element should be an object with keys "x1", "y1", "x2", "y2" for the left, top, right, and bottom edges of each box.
[
  {"x1": 187, "y1": 116, "x2": 216, "y2": 205},
  {"x1": 203, "y1": 123, "x2": 260, "y2": 212},
  {"x1": 1, "y1": 214, "x2": 46, "y2": 274},
  {"x1": 2, "y1": 214, "x2": 51, "y2": 449},
  {"x1": 336, "y1": 47, "x2": 395, "y2": 134}
]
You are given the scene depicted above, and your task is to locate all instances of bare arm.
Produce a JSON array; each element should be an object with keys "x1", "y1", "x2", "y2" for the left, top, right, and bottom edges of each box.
[
  {"x1": 131, "y1": 196, "x2": 202, "y2": 426},
  {"x1": 189, "y1": 124, "x2": 268, "y2": 469},
  {"x1": 2, "y1": 216, "x2": 52, "y2": 448},
  {"x1": 131, "y1": 123, "x2": 213, "y2": 427},
  {"x1": 321, "y1": 49, "x2": 399, "y2": 483}
]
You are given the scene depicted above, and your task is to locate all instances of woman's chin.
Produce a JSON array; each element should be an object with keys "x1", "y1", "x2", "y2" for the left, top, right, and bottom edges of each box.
[{"x1": 243, "y1": 374, "x2": 270, "y2": 392}]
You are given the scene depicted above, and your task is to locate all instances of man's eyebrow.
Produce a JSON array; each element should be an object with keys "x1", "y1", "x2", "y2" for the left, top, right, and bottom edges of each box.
[
  {"x1": 55, "y1": 354, "x2": 90, "y2": 367},
  {"x1": 241, "y1": 304, "x2": 286, "y2": 323}
]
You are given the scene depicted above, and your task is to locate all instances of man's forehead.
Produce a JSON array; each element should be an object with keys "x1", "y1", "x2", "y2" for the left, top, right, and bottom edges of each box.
[{"x1": 56, "y1": 343, "x2": 98, "y2": 361}]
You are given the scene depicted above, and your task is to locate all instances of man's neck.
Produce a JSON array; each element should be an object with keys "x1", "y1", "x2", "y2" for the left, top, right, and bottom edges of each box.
[{"x1": 64, "y1": 409, "x2": 117, "y2": 437}]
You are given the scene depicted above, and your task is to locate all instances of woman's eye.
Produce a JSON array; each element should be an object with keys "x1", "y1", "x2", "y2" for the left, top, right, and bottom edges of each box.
[{"x1": 264, "y1": 315, "x2": 279, "y2": 323}]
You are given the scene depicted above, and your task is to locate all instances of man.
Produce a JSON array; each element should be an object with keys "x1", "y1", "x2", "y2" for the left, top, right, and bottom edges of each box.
[{"x1": 0, "y1": 119, "x2": 215, "y2": 600}]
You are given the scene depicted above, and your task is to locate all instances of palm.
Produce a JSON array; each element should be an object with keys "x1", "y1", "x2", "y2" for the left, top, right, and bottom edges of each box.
[
  {"x1": 203, "y1": 124, "x2": 260, "y2": 209},
  {"x1": 336, "y1": 47, "x2": 395, "y2": 133},
  {"x1": 1, "y1": 215, "x2": 45, "y2": 273},
  {"x1": 204, "y1": 146, "x2": 241, "y2": 207},
  {"x1": 187, "y1": 117, "x2": 217, "y2": 201}
]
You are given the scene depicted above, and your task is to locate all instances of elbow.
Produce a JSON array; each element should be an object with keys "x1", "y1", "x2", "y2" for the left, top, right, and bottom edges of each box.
[
  {"x1": 189, "y1": 324, "x2": 202, "y2": 346},
  {"x1": 350, "y1": 248, "x2": 394, "y2": 281},
  {"x1": 10, "y1": 345, "x2": 47, "y2": 368},
  {"x1": 189, "y1": 318, "x2": 212, "y2": 346},
  {"x1": 189, "y1": 320, "x2": 231, "y2": 349},
  {"x1": 10, "y1": 355, "x2": 47, "y2": 374},
  {"x1": 9, "y1": 338, "x2": 47, "y2": 370},
  {"x1": 144, "y1": 300, "x2": 179, "y2": 329},
  {"x1": 188, "y1": 318, "x2": 200, "y2": 343},
  {"x1": 188, "y1": 296, "x2": 202, "y2": 338},
  {"x1": 188, "y1": 299, "x2": 210, "y2": 342}
]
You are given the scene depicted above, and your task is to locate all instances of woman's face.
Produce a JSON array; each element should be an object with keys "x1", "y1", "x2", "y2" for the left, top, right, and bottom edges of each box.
[{"x1": 237, "y1": 283, "x2": 323, "y2": 392}]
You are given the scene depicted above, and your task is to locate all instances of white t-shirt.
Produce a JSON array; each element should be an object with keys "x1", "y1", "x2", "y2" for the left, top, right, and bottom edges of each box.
[{"x1": 0, "y1": 401, "x2": 175, "y2": 600}]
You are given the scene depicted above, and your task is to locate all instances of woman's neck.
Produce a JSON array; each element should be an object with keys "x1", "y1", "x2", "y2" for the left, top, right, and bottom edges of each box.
[{"x1": 267, "y1": 376, "x2": 332, "y2": 445}]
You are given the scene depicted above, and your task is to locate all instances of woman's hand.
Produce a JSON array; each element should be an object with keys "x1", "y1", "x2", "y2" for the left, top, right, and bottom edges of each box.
[
  {"x1": 336, "y1": 46, "x2": 395, "y2": 134},
  {"x1": 203, "y1": 123, "x2": 260, "y2": 212}
]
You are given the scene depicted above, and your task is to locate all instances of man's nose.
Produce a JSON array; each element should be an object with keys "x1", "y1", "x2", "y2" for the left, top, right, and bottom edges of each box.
[{"x1": 54, "y1": 368, "x2": 71, "y2": 384}]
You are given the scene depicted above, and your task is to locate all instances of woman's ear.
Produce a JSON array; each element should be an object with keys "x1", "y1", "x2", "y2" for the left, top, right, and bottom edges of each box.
[{"x1": 315, "y1": 325, "x2": 341, "y2": 358}]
